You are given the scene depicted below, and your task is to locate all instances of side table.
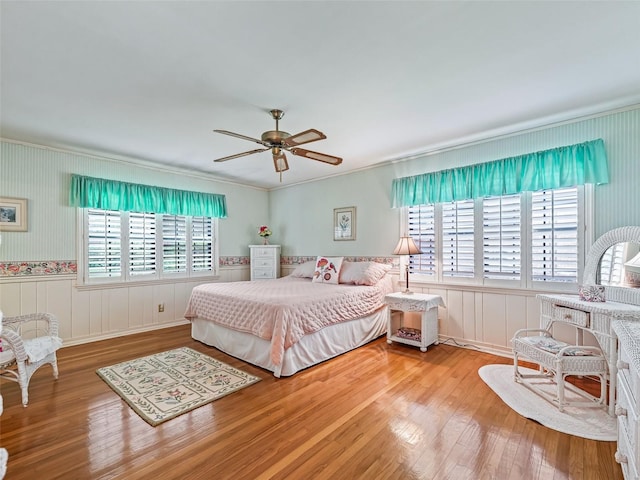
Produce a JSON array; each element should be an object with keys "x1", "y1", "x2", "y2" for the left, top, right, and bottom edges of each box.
[{"x1": 386, "y1": 292, "x2": 445, "y2": 352}]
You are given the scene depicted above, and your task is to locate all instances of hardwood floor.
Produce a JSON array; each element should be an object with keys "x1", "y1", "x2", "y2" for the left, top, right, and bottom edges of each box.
[{"x1": 0, "y1": 325, "x2": 622, "y2": 479}]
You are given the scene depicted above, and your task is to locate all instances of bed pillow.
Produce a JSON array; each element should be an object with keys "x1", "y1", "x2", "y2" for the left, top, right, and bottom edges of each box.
[
  {"x1": 312, "y1": 256, "x2": 344, "y2": 284},
  {"x1": 339, "y1": 261, "x2": 392, "y2": 286},
  {"x1": 290, "y1": 260, "x2": 317, "y2": 278}
]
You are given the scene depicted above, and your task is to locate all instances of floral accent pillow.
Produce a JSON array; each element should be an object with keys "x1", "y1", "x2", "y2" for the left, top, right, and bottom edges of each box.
[
  {"x1": 312, "y1": 256, "x2": 344, "y2": 284},
  {"x1": 290, "y1": 261, "x2": 317, "y2": 278},
  {"x1": 339, "y1": 261, "x2": 392, "y2": 285}
]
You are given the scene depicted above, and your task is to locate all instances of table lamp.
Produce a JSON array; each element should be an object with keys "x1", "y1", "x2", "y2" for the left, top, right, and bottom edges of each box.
[{"x1": 393, "y1": 235, "x2": 422, "y2": 294}]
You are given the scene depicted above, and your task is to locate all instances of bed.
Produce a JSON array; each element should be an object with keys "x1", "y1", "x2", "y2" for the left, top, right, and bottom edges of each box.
[{"x1": 185, "y1": 260, "x2": 394, "y2": 377}]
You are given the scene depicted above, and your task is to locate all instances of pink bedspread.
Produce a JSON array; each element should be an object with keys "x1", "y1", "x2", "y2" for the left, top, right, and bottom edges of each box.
[{"x1": 184, "y1": 275, "x2": 393, "y2": 366}]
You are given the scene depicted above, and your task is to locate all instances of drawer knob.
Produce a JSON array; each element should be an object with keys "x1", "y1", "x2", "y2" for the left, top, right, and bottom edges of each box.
[
  {"x1": 615, "y1": 404, "x2": 628, "y2": 417},
  {"x1": 617, "y1": 360, "x2": 630, "y2": 370},
  {"x1": 615, "y1": 451, "x2": 628, "y2": 464}
]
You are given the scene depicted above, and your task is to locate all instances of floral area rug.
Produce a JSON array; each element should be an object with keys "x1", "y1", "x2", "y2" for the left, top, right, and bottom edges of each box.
[
  {"x1": 97, "y1": 347, "x2": 260, "y2": 426},
  {"x1": 479, "y1": 364, "x2": 616, "y2": 441}
]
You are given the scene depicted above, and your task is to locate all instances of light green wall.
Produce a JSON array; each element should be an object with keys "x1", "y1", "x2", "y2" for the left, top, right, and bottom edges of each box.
[
  {"x1": 1, "y1": 107, "x2": 638, "y2": 264},
  {"x1": 0, "y1": 141, "x2": 269, "y2": 261},
  {"x1": 270, "y1": 107, "x2": 640, "y2": 256}
]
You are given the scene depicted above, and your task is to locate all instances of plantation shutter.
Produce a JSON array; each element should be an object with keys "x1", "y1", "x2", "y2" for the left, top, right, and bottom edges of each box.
[
  {"x1": 192, "y1": 217, "x2": 213, "y2": 272},
  {"x1": 442, "y1": 199, "x2": 475, "y2": 278},
  {"x1": 129, "y1": 212, "x2": 157, "y2": 277},
  {"x1": 162, "y1": 215, "x2": 187, "y2": 273},
  {"x1": 531, "y1": 187, "x2": 578, "y2": 283},
  {"x1": 483, "y1": 194, "x2": 521, "y2": 280},
  {"x1": 408, "y1": 204, "x2": 436, "y2": 276},
  {"x1": 87, "y1": 209, "x2": 122, "y2": 278}
]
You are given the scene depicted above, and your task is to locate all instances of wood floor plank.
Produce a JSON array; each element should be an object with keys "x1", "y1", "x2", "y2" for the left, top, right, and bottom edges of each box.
[{"x1": 0, "y1": 324, "x2": 622, "y2": 479}]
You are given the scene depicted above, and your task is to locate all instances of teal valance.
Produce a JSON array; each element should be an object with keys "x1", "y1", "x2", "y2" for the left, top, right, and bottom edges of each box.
[
  {"x1": 391, "y1": 139, "x2": 609, "y2": 208},
  {"x1": 69, "y1": 174, "x2": 228, "y2": 218}
]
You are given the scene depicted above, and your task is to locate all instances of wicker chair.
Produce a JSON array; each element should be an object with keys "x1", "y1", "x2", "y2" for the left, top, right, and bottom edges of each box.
[
  {"x1": 0, "y1": 312, "x2": 62, "y2": 407},
  {"x1": 512, "y1": 321, "x2": 608, "y2": 412}
]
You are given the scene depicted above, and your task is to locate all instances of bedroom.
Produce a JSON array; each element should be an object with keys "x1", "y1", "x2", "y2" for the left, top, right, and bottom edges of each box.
[{"x1": 1, "y1": 1, "x2": 640, "y2": 479}]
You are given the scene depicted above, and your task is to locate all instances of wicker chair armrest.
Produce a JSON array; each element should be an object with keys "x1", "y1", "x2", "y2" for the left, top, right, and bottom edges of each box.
[
  {"x1": 2, "y1": 312, "x2": 59, "y2": 337},
  {"x1": 0, "y1": 328, "x2": 28, "y2": 362}
]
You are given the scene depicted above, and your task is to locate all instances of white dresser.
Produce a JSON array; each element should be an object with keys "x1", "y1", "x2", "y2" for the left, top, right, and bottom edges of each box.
[
  {"x1": 249, "y1": 245, "x2": 281, "y2": 280},
  {"x1": 613, "y1": 321, "x2": 640, "y2": 480}
]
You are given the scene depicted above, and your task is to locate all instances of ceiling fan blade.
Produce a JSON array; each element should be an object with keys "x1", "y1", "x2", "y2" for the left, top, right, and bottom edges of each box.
[
  {"x1": 273, "y1": 151, "x2": 290, "y2": 172},
  {"x1": 290, "y1": 148, "x2": 343, "y2": 166},
  {"x1": 213, "y1": 148, "x2": 269, "y2": 162},
  {"x1": 283, "y1": 129, "x2": 326, "y2": 147},
  {"x1": 213, "y1": 129, "x2": 268, "y2": 146}
]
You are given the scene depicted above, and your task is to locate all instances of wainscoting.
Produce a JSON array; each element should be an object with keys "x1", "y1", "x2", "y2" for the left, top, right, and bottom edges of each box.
[
  {"x1": 3, "y1": 264, "x2": 545, "y2": 356},
  {"x1": 0, "y1": 265, "x2": 250, "y2": 347}
]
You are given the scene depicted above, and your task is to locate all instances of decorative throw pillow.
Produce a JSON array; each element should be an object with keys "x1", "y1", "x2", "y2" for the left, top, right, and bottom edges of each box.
[
  {"x1": 340, "y1": 261, "x2": 392, "y2": 285},
  {"x1": 290, "y1": 260, "x2": 317, "y2": 278},
  {"x1": 579, "y1": 284, "x2": 606, "y2": 302},
  {"x1": 312, "y1": 256, "x2": 344, "y2": 284}
]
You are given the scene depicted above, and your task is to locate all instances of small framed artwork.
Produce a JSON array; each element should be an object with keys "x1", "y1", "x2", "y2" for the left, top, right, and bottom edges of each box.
[
  {"x1": 334, "y1": 206, "x2": 356, "y2": 241},
  {"x1": 0, "y1": 197, "x2": 28, "y2": 232}
]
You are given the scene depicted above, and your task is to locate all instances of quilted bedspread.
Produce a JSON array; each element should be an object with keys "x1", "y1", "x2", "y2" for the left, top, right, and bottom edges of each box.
[{"x1": 184, "y1": 275, "x2": 393, "y2": 366}]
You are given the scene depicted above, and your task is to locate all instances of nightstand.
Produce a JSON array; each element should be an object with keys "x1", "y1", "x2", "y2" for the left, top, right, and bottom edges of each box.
[
  {"x1": 249, "y1": 245, "x2": 281, "y2": 280},
  {"x1": 385, "y1": 292, "x2": 445, "y2": 352}
]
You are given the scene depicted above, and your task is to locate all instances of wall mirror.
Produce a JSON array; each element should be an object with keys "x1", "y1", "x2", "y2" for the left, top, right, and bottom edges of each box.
[{"x1": 584, "y1": 226, "x2": 640, "y2": 306}]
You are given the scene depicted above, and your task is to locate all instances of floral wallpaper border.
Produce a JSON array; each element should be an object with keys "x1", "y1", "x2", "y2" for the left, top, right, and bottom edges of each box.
[
  {"x1": 0, "y1": 261, "x2": 77, "y2": 277},
  {"x1": 1, "y1": 256, "x2": 397, "y2": 277}
]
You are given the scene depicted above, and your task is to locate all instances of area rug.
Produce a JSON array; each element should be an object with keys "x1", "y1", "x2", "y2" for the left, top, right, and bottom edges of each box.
[
  {"x1": 478, "y1": 364, "x2": 616, "y2": 441},
  {"x1": 97, "y1": 347, "x2": 260, "y2": 426}
]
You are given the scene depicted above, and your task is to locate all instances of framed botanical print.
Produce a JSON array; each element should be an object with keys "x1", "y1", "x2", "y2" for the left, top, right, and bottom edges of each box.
[{"x1": 333, "y1": 206, "x2": 356, "y2": 241}]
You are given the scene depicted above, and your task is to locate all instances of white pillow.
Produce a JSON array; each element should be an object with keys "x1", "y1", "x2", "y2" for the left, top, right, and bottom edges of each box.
[
  {"x1": 312, "y1": 256, "x2": 344, "y2": 284},
  {"x1": 290, "y1": 261, "x2": 317, "y2": 278},
  {"x1": 339, "y1": 261, "x2": 392, "y2": 286}
]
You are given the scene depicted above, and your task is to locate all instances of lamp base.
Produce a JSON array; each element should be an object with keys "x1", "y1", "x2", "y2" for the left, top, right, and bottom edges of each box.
[{"x1": 400, "y1": 289, "x2": 414, "y2": 295}]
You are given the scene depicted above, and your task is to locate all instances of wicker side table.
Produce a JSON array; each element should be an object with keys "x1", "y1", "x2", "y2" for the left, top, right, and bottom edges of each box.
[{"x1": 385, "y1": 292, "x2": 445, "y2": 352}]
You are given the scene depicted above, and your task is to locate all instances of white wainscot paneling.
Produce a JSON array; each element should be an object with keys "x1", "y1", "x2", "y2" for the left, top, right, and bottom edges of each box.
[
  {"x1": 0, "y1": 265, "x2": 251, "y2": 346},
  {"x1": 411, "y1": 283, "x2": 540, "y2": 356}
]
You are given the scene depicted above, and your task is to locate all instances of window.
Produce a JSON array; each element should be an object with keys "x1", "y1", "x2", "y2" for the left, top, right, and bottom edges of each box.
[
  {"x1": 81, "y1": 209, "x2": 218, "y2": 284},
  {"x1": 483, "y1": 194, "x2": 521, "y2": 280},
  {"x1": 406, "y1": 186, "x2": 587, "y2": 290},
  {"x1": 531, "y1": 188, "x2": 579, "y2": 283},
  {"x1": 407, "y1": 204, "x2": 436, "y2": 277},
  {"x1": 442, "y1": 199, "x2": 475, "y2": 278}
]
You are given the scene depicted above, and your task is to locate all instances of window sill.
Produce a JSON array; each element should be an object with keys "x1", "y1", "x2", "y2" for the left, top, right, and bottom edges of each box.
[
  {"x1": 406, "y1": 278, "x2": 577, "y2": 297},
  {"x1": 75, "y1": 274, "x2": 220, "y2": 291}
]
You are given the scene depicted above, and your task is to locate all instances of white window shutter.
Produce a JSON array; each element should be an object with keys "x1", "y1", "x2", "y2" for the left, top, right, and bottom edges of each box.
[
  {"x1": 87, "y1": 209, "x2": 122, "y2": 278},
  {"x1": 483, "y1": 194, "x2": 521, "y2": 280},
  {"x1": 129, "y1": 212, "x2": 157, "y2": 276}
]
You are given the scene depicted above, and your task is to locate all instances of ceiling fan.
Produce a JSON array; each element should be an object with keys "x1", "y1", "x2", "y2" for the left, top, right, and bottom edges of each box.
[{"x1": 213, "y1": 109, "x2": 343, "y2": 180}]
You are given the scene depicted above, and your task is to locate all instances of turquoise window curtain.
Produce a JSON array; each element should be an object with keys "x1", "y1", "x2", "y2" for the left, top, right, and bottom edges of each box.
[
  {"x1": 391, "y1": 139, "x2": 609, "y2": 208},
  {"x1": 69, "y1": 174, "x2": 228, "y2": 218}
]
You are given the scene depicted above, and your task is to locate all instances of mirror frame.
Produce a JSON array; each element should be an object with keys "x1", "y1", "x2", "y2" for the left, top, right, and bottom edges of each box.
[{"x1": 583, "y1": 226, "x2": 640, "y2": 306}]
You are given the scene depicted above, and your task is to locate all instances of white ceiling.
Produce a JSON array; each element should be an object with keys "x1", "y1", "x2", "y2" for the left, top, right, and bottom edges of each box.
[{"x1": 2, "y1": 1, "x2": 640, "y2": 190}]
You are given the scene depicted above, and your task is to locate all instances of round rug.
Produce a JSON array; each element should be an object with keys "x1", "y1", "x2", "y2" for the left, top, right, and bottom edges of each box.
[{"x1": 478, "y1": 364, "x2": 616, "y2": 441}]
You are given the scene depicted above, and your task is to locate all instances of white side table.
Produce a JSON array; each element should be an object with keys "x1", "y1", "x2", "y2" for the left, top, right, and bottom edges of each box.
[{"x1": 385, "y1": 292, "x2": 445, "y2": 352}]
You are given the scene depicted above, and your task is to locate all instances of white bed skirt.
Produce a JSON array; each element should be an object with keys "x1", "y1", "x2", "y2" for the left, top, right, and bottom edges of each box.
[{"x1": 191, "y1": 305, "x2": 389, "y2": 377}]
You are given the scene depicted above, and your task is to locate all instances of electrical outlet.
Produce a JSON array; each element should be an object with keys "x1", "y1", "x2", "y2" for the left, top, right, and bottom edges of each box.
[{"x1": 158, "y1": 303, "x2": 165, "y2": 313}]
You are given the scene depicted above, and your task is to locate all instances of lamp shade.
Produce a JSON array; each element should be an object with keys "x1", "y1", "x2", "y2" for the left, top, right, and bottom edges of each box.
[
  {"x1": 625, "y1": 252, "x2": 640, "y2": 274},
  {"x1": 393, "y1": 236, "x2": 422, "y2": 256}
]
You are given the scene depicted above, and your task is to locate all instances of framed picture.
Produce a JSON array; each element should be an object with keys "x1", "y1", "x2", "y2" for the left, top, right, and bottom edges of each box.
[
  {"x1": 0, "y1": 197, "x2": 28, "y2": 232},
  {"x1": 334, "y1": 206, "x2": 356, "y2": 241}
]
